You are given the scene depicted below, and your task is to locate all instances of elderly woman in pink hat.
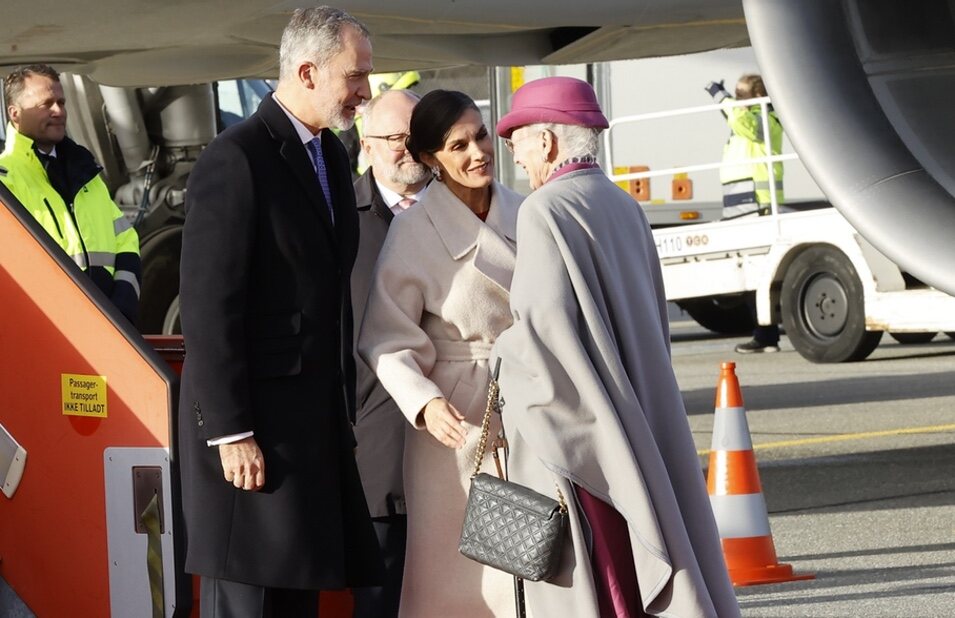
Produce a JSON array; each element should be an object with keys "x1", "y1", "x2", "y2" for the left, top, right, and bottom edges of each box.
[{"x1": 492, "y1": 77, "x2": 740, "y2": 618}]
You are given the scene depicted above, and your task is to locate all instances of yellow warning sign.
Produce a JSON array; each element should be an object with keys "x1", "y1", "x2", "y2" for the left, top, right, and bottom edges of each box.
[{"x1": 61, "y1": 373, "x2": 108, "y2": 418}]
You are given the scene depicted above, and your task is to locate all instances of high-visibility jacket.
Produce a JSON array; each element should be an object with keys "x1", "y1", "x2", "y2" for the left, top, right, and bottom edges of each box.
[
  {"x1": 718, "y1": 98, "x2": 784, "y2": 215},
  {"x1": 0, "y1": 124, "x2": 141, "y2": 322}
]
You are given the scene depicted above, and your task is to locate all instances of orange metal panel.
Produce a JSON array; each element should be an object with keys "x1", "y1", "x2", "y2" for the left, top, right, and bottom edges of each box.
[{"x1": 0, "y1": 197, "x2": 175, "y2": 615}]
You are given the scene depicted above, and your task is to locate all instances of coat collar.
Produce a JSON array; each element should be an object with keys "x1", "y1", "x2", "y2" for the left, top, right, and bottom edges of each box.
[
  {"x1": 423, "y1": 180, "x2": 518, "y2": 258},
  {"x1": 4, "y1": 123, "x2": 102, "y2": 201},
  {"x1": 354, "y1": 167, "x2": 394, "y2": 224},
  {"x1": 422, "y1": 180, "x2": 521, "y2": 292}
]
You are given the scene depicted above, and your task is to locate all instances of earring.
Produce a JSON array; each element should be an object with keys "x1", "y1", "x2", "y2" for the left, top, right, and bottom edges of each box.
[{"x1": 431, "y1": 166, "x2": 443, "y2": 181}]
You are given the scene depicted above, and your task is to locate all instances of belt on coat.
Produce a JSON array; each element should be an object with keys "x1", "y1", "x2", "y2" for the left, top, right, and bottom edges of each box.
[{"x1": 432, "y1": 339, "x2": 493, "y2": 361}]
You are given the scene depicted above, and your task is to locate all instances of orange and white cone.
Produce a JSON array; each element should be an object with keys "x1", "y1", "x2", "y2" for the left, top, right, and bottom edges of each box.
[{"x1": 707, "y1": 361, "x2": 814, "y2": 586}]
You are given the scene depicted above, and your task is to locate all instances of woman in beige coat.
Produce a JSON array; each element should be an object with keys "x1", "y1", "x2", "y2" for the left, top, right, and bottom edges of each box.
[{"x1": 359, "y1": 90, "x2": 523, "y2": 617}]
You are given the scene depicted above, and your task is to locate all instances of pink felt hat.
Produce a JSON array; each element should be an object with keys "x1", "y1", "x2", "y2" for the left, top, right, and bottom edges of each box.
[{"x1": 496, "y1": 76, "x2": 609, "y2": 139}]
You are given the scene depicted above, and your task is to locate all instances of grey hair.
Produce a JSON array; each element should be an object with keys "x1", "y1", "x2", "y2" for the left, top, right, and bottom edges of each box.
[
  {"x1": 362, "y1": 89, "x2": 421, "y2": 133},
  {"x1": 279, "y1": 6, "x2": 370, "y2": 81},
  {"x1": 525, "y1": 122, "x2": 601, "y2": 159}
]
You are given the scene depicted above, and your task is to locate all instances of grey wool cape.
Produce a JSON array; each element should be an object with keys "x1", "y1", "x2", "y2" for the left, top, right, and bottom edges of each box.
[{"x1": 492, "y1": 168, "x2": 740, "y2": 617}]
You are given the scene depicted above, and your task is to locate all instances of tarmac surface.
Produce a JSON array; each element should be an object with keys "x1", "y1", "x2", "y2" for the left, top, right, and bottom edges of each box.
[{"x1": 670, "y1": 310, "x2": 955, "y2": 617}]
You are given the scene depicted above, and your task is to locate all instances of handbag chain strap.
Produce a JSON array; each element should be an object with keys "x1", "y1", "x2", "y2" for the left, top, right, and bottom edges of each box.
[
  {"x1": 471, "y1": 372, "x2": 567, "y2": 514},
  {"x1": 470, "y1": 373, "x2": 500, "y2": 480}
]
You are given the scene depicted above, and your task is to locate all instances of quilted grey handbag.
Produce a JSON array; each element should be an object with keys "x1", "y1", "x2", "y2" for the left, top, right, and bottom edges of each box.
[{"x1": 458, "y1": 361, "x2": 567, "y2": 583}]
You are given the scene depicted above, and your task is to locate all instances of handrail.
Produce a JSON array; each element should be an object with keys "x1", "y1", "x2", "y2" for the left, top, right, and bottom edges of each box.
[
  {"x1": 604, "y1": 95, "x2": 792, "y2": 217},
  {"x1": 607, "y1": 154, "x2": 799, "y2": 183},
  {"x1": 607, "y1": 96, "x2": 771, "y2": 128}
]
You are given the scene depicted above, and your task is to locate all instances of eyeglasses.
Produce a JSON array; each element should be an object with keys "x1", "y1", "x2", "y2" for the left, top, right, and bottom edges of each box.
[
  {"x1": 503, "y1": 130, "x2": 542, "y2": 153},
  {"x1": 365, "y1": 132, "x2": 410, "y2": 151}
]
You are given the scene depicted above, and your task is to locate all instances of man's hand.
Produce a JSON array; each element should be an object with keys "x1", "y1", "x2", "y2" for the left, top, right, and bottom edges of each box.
[
  {"x1": 219, "y1": 437, "x2": 265, "y2": 491},
  {"x1": 420, "y1": 398, "x2": 468, "y2": 449},
  {"x1": 705, "y1": 80, "x2": 726, "y2": 98}
]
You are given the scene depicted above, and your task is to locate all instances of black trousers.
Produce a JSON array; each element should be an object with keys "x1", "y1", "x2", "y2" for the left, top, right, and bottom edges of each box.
[
  {"x1": 200, "y1": 576, "x2": 319, "y2": 618},
  {"x1": 351, "y1": 514, "x2": 407, "y2": 618},
  {"x1": 744, "y1": 294, "x2": 781, "y2": 344}
]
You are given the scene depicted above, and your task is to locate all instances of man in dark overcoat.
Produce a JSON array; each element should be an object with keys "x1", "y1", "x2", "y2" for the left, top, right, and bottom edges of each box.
[
  {"x1": 177, "y1": 7, "x2": 382, "y2": 616},
  {"x1": 350, "y1": 89, "x2": 430, "y2": 618}
]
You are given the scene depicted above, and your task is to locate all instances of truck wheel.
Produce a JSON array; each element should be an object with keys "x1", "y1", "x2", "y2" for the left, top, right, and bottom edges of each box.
[
  {"x1": 138, "y1": 227, "x2": 182, "y2": 335},
  {"x1": 781, "y1": 246, "x2": 882, "y2": 362},
  {"x1": 678, "y1": 296, "x2": 755, "y2": 335},
  {"x1": 889, "y1": 332, "x2": 937, "y2": 344}
]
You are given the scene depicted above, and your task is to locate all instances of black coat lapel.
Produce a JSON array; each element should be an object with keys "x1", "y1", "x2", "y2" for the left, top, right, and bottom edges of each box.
[
  {"x1": 320, "y1": 128, "x2": 359, "y2": 265},
  {"x1": 258, "y1": 96, "x2": 337, "y2": 244},
  {"x1": 354, "y1": 168, "x2": 395, "y2": 224},
  {"x1": 320, "y1": 128, "x2": 349, "y2": 234}
]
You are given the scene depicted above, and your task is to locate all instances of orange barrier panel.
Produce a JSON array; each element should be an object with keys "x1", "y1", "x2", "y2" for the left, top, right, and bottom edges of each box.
[{"x1": 0, "y1": 191, "x2": 183, "y2": 613}]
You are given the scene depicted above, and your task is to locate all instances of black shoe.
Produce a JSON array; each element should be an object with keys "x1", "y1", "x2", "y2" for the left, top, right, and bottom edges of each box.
[{"x1": 735, "y1": 338, "x2": 780, "y2": 354}]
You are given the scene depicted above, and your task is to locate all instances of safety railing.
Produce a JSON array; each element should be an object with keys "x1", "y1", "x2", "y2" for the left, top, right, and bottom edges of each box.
[{"x1": 603, "y1": 96, "x2": 798, "y2": 218}]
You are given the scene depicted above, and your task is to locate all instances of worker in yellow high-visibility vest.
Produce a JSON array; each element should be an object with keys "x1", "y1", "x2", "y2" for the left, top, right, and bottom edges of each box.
[
  {"x1": 707, "y1": 74, "x2": 783, "y2": 353},
  {"x1": 707, "y1": 73, "x2": 785, "y2": 218},
  {"x1": 1, "y1": 64, "x2": 141, "y2": 324}
]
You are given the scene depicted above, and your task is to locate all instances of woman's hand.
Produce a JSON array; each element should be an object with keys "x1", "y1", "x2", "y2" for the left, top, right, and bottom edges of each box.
[{"x1": 420, "y1": 398, "x2": 468, "y2": 449}]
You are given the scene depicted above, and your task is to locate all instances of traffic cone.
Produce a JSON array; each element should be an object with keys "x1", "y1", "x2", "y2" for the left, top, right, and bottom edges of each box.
[{"x1": 706, "y1": 361, "x2": 814, "y2": 586}]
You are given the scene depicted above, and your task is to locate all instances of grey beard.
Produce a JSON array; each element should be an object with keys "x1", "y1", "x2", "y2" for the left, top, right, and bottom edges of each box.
[
  {"x1": 325, "y1": 103, "x2": 355, "y2": 132},
  {"x1": 389, "y1": 162, "x2": 431, "y2": 186},
  {"x1": 329, "y1": 113, "x2": 355, "y2": 132}
]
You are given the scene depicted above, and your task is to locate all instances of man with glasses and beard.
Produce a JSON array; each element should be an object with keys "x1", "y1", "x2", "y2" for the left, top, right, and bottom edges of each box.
[{"x1": 350, "y1": 88, "x2": 431, "y2": 618}]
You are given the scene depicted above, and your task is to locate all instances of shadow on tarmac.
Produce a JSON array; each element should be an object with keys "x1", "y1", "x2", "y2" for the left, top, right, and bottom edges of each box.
[
  {"x1": 681, "y1": 372, "x2": 955, "y2": 416},
  {"x1": 731, "y1": 444, "x2": 955, "y2": 612},
  {"x1": 783, "y1": 541, "x2": 955, "y2": 562},
  {"x1": 756, "y1": 444, "x2": 955, "y2": 514},
  {"x1": 736, "y1": 573, "x2": 955, "y2": 609}
]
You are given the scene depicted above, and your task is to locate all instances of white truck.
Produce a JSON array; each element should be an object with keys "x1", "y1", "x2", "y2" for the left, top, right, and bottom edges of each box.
[
  {"x1": 651, "y1": 203, "x2": 955, "y2": 362},
  {"x1": 597, "y1": 62, "x2": 955, "y2": 363}
]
